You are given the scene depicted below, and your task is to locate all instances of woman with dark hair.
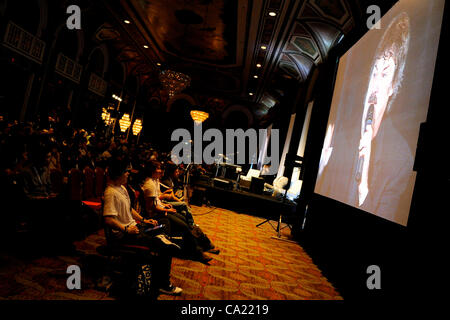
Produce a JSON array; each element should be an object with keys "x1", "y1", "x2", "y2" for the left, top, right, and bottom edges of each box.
[
  {"x1": 159, "y1": 162, "x2": 194, "y2": 225},
  {"x1": 160, "y1": 162, "x2": 219, "y2": 254}
]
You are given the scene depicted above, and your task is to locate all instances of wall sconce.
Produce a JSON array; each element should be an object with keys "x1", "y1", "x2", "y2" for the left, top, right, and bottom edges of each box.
[
  {"x1": 132, "y1": 119, "x2": 143, "y2": 135},
  {"x1": 119, "y1": 113, "x2": 131, "y2": 132}
]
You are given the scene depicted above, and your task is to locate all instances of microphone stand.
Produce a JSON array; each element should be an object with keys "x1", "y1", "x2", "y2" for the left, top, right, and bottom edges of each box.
[
  {"x1": 267, "y1": 155, "x2": 302, "y2": 243},
  {"x1": 182, "y1": 164, "x2": 192, "y2": 204}
]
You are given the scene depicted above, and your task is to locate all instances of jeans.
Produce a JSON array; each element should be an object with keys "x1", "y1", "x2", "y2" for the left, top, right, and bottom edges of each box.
[
  {"x1": 121, "y1": 228, "x2": 172, "y2": 289},
  {"x1": 165, "y1": 201, "x2": 194, "y2": 226},
  {"x1": 155, "y1": 211, "x2": 203, "y2": 259}
]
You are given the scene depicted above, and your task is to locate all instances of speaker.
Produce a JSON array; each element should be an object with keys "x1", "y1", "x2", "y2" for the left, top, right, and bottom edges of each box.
[{"x1": 250, "y1": 177, "x2": 264, "y2": 194}]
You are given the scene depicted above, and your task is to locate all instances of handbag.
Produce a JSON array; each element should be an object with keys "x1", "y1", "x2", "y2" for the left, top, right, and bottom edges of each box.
[{"x1": 135, "y1": 264, "x2": 152, "y2": 296}]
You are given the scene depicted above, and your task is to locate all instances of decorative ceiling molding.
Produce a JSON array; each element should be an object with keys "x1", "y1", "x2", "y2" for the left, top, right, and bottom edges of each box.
[
  {"x1": 309, "y1": 0, "x2": 351, "y2": 26},
  {"x1": 95, "y1": 23, "x2": 121, "y2": 41},
  {"x1": 128, "y1": 0, "x2": 249, "y2": 68},
  {"x1": 291, "y1": 36, "x2": 320, "y2": 61},
  {"x1": 94, "y1": 0, "x2": 382, "y2": 126},
  {"x1": 279, "y1": 61, "x2": 301, "y2": 81},
  {"x1": 306, "y1": 21, "x2": 342, "y2": 55},
  {"x1": 248, "y1": 0, "x2": 303, "y2": 100},
  {"x1": 288, "y1": 53, "x2": 314, "y2": 80}
]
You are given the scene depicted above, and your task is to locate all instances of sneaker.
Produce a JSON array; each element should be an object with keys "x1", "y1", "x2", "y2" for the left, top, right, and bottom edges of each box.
[
  {"x1": 155, "y1": 234, "x2": 181, "y2": 251},
  {"x1": 196, "y1": 252, "x2": 213, "y2": 265},
  {"x1": 159, "y1": 284, "x2": 183, "y2": 295},
  {"x1": 207, "y1": 248, "x2": 220, "y2": 255}
]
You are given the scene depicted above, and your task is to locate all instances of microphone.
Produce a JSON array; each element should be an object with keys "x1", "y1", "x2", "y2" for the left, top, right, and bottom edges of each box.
[
  {"x1": 355, "y1": 156, "x2": 364, "y2": 182},
  {"x1": 356, "y1": 103, "x2": 375, "y2": 182},
  {"x1": 218, "y1": 154, "x2": 230, "y2": 161},
  {"x1": 365, "y1": 104, "x2": 374, "y2": 129}
]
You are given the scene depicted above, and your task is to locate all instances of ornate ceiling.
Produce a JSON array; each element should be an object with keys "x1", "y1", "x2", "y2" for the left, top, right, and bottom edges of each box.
[{"x1": 99, "y1": 0, "x2": 384, "y2": 125}]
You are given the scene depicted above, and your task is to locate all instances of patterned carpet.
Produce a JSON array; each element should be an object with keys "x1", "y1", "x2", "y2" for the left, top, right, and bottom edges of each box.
[{"x1": 0, "y1": 205, "x2": 342, "y2": 300}]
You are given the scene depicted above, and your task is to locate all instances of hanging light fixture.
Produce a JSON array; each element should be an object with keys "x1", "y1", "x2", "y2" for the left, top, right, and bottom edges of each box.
[
  {"x1": 132, "y1": 119, "x2": 143, "y2": 135},
  {"x1": 101, "y1": 108, "x2": 108, "y2": 120},
  {"x1": 112, "y1": 94, "x2": 122, "y2": 102},
  {"x1": 159, "y1": 70, "x2": 191, "y2": 98},
  {"x1": 101, "y1": 108, "x2": 112, "y2": 125},
  {"x1": 105, "y1": 113, "x2": 112, "y2": 125},
  {"x1": 190, "y1": 110, "x2": 209, "y2": 124},
  {"x1": 119, "y1": 113, "x2": 131, "y2": 132}
]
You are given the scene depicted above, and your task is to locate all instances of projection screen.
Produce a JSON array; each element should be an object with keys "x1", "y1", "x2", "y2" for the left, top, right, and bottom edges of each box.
[{"x1": 314, "y1": 0, "x2": 445, "y2": 226}]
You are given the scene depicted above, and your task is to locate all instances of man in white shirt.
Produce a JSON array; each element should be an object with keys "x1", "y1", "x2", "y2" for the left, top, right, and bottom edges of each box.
[{"x1": 103, "y1": 158, "x2": 183, "y2": 296}]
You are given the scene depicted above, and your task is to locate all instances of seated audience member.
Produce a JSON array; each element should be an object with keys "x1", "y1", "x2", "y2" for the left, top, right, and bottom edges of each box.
[
  {"x1": 149, "y1": 150, "x2": 159, "y2": 161},
  {"x1": 100, "y1": 142, "x2": 115, "y2": 161},
  {"x1": 18, "y1": 145, "x2": 76, "y2": 251},
  {"x1": 160, "y1": 162, "x2": 183, "y2": 194},
  {"x1": 159, "y1": 163, "x2": 218, "y2": 253},
  {"x1": 141, "y1": 161, "x2": 213, "y2": 264},
  {"x1": 103, "y1": 157, "x2": 183, "y2": 295},
  {"x1": 160, "y1": 163, "x2": 194, "y2": 225},
  {"x1": 21, "y1": 147, "x2": 54, "y2": 199},
  {"x1": 48, "y1": 144, "x2": 62, "y2": 171}
]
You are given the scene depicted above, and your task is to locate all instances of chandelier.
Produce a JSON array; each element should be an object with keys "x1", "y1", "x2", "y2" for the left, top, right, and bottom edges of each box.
[
  {"x1": 119, "y1": 113, "x2": 131, "y2": 132},
  {"x1": 101, "y1": 108, "x2": 108, "y2": 120},
  {"x1": 190, "y1": 110, "x2": 209, "y2": 124},
  {"x1": 159, "y1": 70, "x2": 191, "y2": 98},
  {"x1": 132, "y1": 119, "x2": 143, "y2": 135},
  {"x1": 101, "y1": 108, "x2": 113, "y2": 125}
]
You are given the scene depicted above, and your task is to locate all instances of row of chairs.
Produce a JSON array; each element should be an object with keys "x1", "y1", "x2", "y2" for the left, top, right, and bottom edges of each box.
[
  {"x1": 49, "y1": 167, "x2": 106, "y2": 203},
  {"x1": 49, "y1": 167, "x2": 165, "y2": 297}
]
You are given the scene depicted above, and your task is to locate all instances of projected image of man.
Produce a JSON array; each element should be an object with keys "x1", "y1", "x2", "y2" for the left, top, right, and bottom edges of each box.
[{"x1": 355, "y1": 12, "x2": 410, "y2": 213}]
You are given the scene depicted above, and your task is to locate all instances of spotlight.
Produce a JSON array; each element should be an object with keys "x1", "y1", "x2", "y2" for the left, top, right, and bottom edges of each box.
[{"x1": 112, "y1": 94, "x2": 122, "y2": 102}]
